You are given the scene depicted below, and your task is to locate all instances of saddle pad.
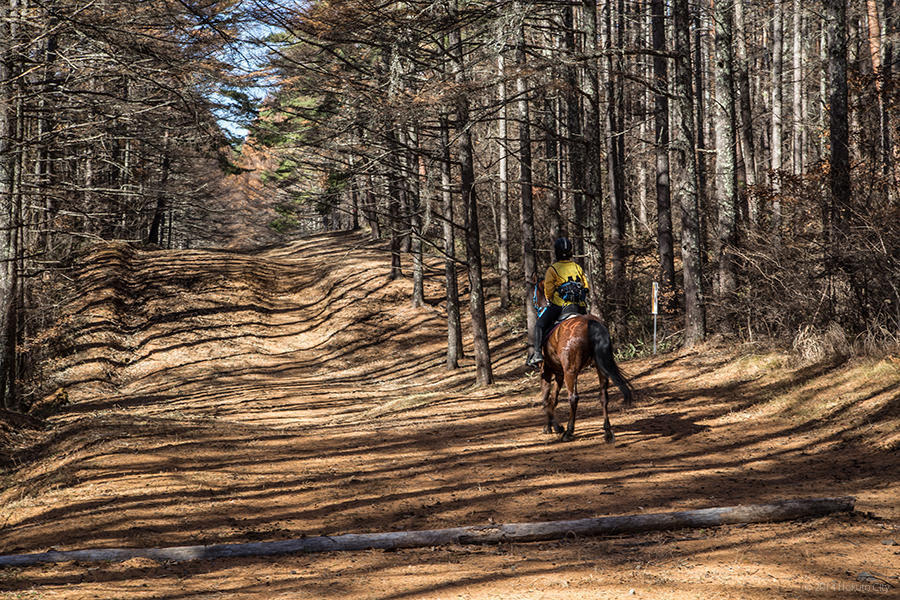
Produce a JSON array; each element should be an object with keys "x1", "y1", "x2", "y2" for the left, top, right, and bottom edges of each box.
[{"x1": 542, "y1": 312, "x2": 581, "y2": 345}]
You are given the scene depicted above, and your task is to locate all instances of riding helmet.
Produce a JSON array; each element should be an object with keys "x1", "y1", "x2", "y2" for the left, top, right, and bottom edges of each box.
[{"x1": 554, "y1": 236, "x2": 573, "y2": 260}]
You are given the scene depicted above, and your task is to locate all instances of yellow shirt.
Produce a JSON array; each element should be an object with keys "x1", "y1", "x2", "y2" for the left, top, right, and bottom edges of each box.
[{"x1": 544, "y1": 260, "x2": 589, "y2": 306}]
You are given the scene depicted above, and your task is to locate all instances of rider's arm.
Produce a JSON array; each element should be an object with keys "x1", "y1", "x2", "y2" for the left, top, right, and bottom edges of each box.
[{"x1": 543, "y1": 265, "x2": 559, "y2": 302}]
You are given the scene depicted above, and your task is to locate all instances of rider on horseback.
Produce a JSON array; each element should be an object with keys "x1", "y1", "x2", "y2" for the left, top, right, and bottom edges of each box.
[{"x1": 527, "y1": 237, "x2": 589, "y2": 367}]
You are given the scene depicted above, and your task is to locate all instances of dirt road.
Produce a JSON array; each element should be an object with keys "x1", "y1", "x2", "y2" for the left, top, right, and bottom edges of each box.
[{"x1": 1, "y1": 232, "x2": 897, "y2": 599}]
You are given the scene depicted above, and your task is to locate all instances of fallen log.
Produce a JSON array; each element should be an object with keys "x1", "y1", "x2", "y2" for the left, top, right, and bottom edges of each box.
[{"x1": 0, "y1": 496, "x2": 854, "y2": 567}]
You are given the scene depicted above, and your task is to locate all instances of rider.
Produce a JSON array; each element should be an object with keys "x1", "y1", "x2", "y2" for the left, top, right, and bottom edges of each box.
[{"x1": 528, "y1": 236, "x2": 589, "y2": 367}]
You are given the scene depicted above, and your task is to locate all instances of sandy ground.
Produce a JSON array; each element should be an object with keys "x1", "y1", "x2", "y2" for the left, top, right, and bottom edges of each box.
[{"x1": 0, "y1": 232, "x2": 897, "y2": 599}]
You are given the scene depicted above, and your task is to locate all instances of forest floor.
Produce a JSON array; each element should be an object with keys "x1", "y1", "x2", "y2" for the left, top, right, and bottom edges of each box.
[{"x1": 0, "y1": 231, "x2": 898, "y2": 599}]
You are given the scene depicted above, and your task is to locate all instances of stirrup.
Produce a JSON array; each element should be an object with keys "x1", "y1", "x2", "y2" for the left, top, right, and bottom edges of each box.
[{"x1": 526, "y1": 353, "x2": 544, "y2": 367}]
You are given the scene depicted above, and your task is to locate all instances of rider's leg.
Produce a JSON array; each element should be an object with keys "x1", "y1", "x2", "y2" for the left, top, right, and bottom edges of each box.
[{"x1": 531, "y1": 304, "x2": 561, "y2": 364}]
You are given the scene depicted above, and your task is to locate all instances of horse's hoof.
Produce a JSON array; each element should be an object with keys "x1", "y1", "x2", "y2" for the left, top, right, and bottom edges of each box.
[
  {"x1": 604, "y1": 431, "x2": 615, "y2": 444},
  {"x1": 560, "y1": 432, "x2": 574, "y2": 442}
]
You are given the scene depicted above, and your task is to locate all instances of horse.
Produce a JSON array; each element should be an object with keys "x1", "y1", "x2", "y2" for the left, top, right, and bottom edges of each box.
[{"x1": 530, "y1": 279, "x2": 633, "y2": 443}]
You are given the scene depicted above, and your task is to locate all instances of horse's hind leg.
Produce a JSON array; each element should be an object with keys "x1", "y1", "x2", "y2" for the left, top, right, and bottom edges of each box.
[
  {"x1": 541, "y1": 370, "x2": 564, "y2": 435},
  {"x1": 561, "y1": 370, "x2": 579, "y2": 442},
  {"x1": 596, "y1": 369, "x2": 614, "y2": 444}
]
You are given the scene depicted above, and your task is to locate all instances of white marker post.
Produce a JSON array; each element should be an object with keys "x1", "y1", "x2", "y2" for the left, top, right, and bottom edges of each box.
[{"x1": 651, "y1": 282, "x2": 659, "y2": 354}]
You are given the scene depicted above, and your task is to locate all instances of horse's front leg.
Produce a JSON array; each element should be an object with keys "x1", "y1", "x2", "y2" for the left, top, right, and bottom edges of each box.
[
  {"x1": 561, "y1": 370, "x2": 579, "y2": 442},
  {"x1": 541, "y1": 370, "x2": 563, "y2": 434}
]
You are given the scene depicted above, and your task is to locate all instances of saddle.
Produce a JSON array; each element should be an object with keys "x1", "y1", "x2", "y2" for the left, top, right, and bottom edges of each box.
[{"x1": 541, "y1": 304, "x2": 584, "y2": 345}]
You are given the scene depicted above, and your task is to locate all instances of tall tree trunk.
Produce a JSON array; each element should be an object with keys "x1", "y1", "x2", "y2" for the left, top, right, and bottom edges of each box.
[
  {"x1": 36, "y1": 12, "x2": 58, "y2": 255},
  {"x1": 397, "y1": 127, "x2": 412, "y2": 254},
  {"x1": 515, "y1": 8, "x2": 538, "y2": 357},
  {"x1": 792, "y1": 0, "x2": 804, "y2": 175},
  {"x1": 148, "y1": 136, "x2": 170, "y2": 246},
  {"x1": 819, "y1": 18, "x2": 828, "y2": 162},
  {"x1": 360, "y1": 127, "x2": 381, "y2": 237},
  {"x1": 384, "y1": 47, "x2": 404, "y2": 279},
  {"x1": 824, "y1": 0, "x2": 850, "y2": 285},
  {"x1": 693, "y1": 1, "x2": 709, "y2": 248},
  {"x1": 439, "y1": 112, "x2": 463, "y2": 368},
  {"x1": 582, "y1": 0, "x2": 607, "y2": 316},
  {"x1": 771, "y1": 0, "x2": 784, "y2": 237},
  {"x1": 604, "y1": 0, "x2": 627, "y2": 333},
  {"x1": 637, "y1": 118, "x2": 649, "y2": 233},
  {"x1": 673, "y1": 0, "x2": 706, "y2": 346},
  {"x1": 365, "y1": 174, "x2": 381, "y2": 237},
  {"x1": 651, "y1": 0, "x2": 676, "y2": 312},
  {"x1": 397, "y1": 126, "x2": 412, "y2": 254},
  {"x1": 449, "y1": 3, "x2": 492, "y2": 385},
  {"x1": 865, "y1": 0, "x2": 888, "y2": 190},
  {"x1": 385, "y1": 126, "x2": 404, "y2": 280},
  {"x1": 0, "y1": 0, "x2": 20, "y2": 406},
  {"x1": 497, "y1": 54, "x2": 510, "y2": 309},
  {"x1": 349, "y1": 152, "x2": 360, "y2": 231},
  {"x1": 408, "y1": 126, "x2": 425, "y2": 308},
  {"x1": 713, "y1": 0, "x2": 739, "y2": 301},
  {"x1": 542, "y1": 92, "x2": 562, "y2": 239},
  {"x1": 800, "y1": 27, "x2": 810, "y2": 175},
  {"x1": 734, "y1": 0, "x2": 758, "y2": 223},
  {"x1": 565, "y1": 3, "x2": 585, "y2": 255},
  {"x1": 882, "y1": 0, "x2": 896, "y2": 198}
]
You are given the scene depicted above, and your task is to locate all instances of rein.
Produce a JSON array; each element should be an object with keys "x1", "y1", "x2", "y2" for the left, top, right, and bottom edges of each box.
[{"x1": 532, "y1": 283, "x2": 548, "y2": 318}]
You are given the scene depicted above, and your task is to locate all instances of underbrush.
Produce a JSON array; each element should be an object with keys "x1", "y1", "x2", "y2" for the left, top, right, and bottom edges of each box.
[{"x1": 711, "y1": 347, "x2": 900, "y2": 451}]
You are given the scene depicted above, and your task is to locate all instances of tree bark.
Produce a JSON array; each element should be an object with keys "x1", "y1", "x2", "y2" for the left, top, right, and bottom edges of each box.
[
  {"x1": 582, "y1": 0, "x2": 607, "y2": 316},
  {"x1": 542, "y1": 91, "x2": 562, "y2": 240},
  {"x1": 383, "y1": 46, "x2": 404, "y2": 280},
  {"x1": 365, "y1": 174, "x2": 381, "y2": 238},
  {"x1": 348, "y1": 151, "x2": 360, "y2": 231},
  {"x1": 360, "y1": 127, "x2": 381, "y2": 237},
  {"x1": 673, "y1": 0, "x2": 706, "y2": 346},
  {"x1": 865, "y1": 0, "x2": 889, "y2": 188},
  {"x1": 541, "y1": 92, "x2": 567, "y2": 238},
  {"x1": 693, "y1": 1, "x2": 709, "y2": 248},
  {"x1": 819, "y1": 18, "x2": 828, "y2": 162},
  {"x1": 734, "y1": 0, "x2": 758, "y2": 223},
  {"x1": 497, "y1": 54, "x2": 510, "y2": 310},
  {"x1": 396, "y1": 124, "x2": 413, "y2": 254},
  {"x1": 882, "y1": 0, "x2": 896, "y2": 198},
  {"x1": 792, "y1": 0, "x2": 803, "y2": 175},
  {"x1": 449, "y1": 2, "x2": 492, "y2": 385},
  {"x1": 148, "y1": 136, "x2": 171, "y2": 246},
  {"x1": 713, "y1": 0, "x2": 739, "y2": 300},
  {"x1": 771, "y1": 0, "x2": 784, "y2": 237},
  {"x1": 408, "y1": 126, "x2": 425, "y2": 308},
  {"x1": 605, "y1": 0, "x2": 627, "y2": 333},
  {"x1": 565, "y1": 3, "x2": 585, "y2": 256},
  {"x1": 824, "y1": 0, "x2": 850, "y2": 272},
  {"x1": 637, "y1": 119, "x2": 649, "y2": 233},
  {"x1": 385, "y1": 128, "x2": 404, "y2": 280},
  {"x1": 0, "y1": 0, "x2": 20, "y2": 406},
  {"x1": 651, "y1": 0, "x2": 676, "y2": 313},
  {"x1": 439, "y1": 112, "x2": 463, "y2": 368},
  {"x1": 515, "y1": 7, "x2": 538, "y2": 357}
]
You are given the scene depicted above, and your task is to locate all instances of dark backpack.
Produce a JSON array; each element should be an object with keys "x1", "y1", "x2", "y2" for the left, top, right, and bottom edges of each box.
[{"x1": 557, "y1": 278, "x2": 587, "y2": 304}]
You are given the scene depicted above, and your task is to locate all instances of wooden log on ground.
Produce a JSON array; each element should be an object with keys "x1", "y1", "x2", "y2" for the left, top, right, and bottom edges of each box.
[{"x1": 0, "y1": 496, "x2": 855, "y2": 567}]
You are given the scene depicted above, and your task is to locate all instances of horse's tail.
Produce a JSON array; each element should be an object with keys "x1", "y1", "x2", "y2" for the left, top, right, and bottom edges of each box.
[{"x1": 587, "y1": 319, "x2": 633, "y2": 406}]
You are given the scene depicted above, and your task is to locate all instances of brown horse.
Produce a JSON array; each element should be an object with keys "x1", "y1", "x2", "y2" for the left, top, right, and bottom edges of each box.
[{"x1": 531, "y1": 280, "x2": 633, "y2": 442}]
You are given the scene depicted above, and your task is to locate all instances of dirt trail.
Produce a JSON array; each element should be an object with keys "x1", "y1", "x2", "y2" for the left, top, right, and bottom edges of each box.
[{"x1": 0, "y1": 232, "x2": 898, "y2": 599}]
